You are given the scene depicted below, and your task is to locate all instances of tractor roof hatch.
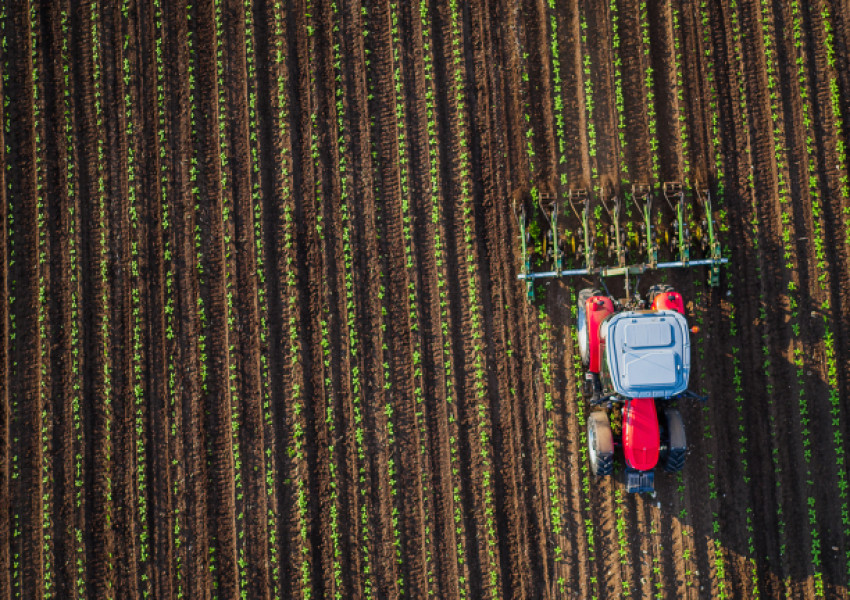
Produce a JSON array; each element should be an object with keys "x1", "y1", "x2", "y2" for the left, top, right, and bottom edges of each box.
[{"x1": 604, "y1": 311, "x2": 690, "y2": 398}]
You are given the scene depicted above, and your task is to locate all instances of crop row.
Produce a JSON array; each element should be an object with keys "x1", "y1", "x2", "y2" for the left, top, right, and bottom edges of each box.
[
  {"x1": 418, "y1": 0, "x2": 469, "y2": 593},
  {"x1": 212, "y1": 0, "x2": 247, "y2": 594},
  {"x1": 304, "y1": 0, "x2": 344, "y2": 594},
  {"x1": 447, "y1": 0, "x2": 501, "y2": 593},
  {"x1": 726, "y1": 1, "x2": 760, "y2": 594},
  {"x1": 695, "y1": 3, "x2": 731, "y2": 594},
  {"x1": 329, "y1": 0, "x2": 373, "y2": 595},
  {"x1": 121, "y1": 0, "x2": 151, "y2": 594},
  {"x1": 29, "y1": 3, "x2": 53, "y2": 597},
  {"x1": 270, "y1": 0, "x2": 312, "y2": 593},
  {"x1": 816, "y1": 3, "x2": 850, "y2": 585}
]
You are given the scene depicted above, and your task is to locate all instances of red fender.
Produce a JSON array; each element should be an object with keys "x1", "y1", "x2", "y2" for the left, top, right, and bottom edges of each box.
[
  {"x1": 622, "y1": 398, "x2": 660, "y2": 471},
  {"x1": 651, "y1": 290, "x2": 685, "y2": 314},
  {"x1": 586, "y1": 295, "x2": 615, "y2": 373}
]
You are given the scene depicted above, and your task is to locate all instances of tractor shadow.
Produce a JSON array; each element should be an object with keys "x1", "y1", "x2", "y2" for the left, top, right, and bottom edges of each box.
[{"x1": 540, "y1": 275, "x2": 848, "y2": 598}]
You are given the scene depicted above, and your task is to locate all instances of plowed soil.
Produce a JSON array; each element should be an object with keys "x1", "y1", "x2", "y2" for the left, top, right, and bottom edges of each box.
[{"x1": 1, "y1": 0, "x2": 849, "y2": 598}]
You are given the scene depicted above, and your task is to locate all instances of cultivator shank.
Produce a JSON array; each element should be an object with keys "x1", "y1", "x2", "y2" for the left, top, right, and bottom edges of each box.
[{"x1": 514, "y1": 183, "x2": 728, "y2": 297}]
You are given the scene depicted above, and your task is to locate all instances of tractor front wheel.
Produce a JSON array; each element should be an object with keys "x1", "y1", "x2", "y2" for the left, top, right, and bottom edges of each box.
[
  {"x1": 577, "y1": 288, "x2": 600, "y2": 367},
  {"x1": 587, "y1": 411, "x2": 614, "y2": 476},
  {"x1": 660, "y1": 408, "x2": 687, "y2": 472}
]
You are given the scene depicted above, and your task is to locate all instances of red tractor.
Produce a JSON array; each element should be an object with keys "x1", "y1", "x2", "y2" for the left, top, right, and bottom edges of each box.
[
  {"x1": 578, "y1": 284, "x2": 701, "y2": 493},
  {"x1": 513, "y1": 183, "x2": 727, "y2": 493}
]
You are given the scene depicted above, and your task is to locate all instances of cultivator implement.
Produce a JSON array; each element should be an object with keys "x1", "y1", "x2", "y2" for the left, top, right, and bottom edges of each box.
[{"x1": 514, "y1": 183, "x2": 728, "y2": 298}]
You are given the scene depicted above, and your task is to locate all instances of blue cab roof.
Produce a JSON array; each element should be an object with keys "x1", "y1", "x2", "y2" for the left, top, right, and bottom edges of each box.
[{"x1": 602, "y1": 310, "x2": 691, "y2": 398}]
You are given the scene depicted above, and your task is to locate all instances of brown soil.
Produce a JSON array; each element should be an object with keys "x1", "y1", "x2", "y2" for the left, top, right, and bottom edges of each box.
[{"x1": 1, "y1": 0, "x2": 850, "y2": 598}]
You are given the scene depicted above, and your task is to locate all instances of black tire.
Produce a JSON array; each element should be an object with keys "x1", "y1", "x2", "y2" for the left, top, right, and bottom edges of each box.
[
  {"x1": 660, "y1": 408, "x2": 686, "y2": 472},
  {"x1": 587, "y1": 411, "x2": 614, "y2": 476},
  {"x1": 647, "y1": 284, "x2": 674, "y2": 307},
  {"x1": 577, "y1": 288, "x2": 600, "y2": 368}
]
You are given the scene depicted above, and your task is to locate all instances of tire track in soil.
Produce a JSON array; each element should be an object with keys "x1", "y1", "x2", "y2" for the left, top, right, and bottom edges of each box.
[
  {"x1": 222, "y1": 0, "x2": 271, "y2": 597},
  {"x1": 366, "y1": 0, "x2": 430, "y2": 595},
  {"x1": 618, "y1": 0, "x2": 652, "y2": 185},
  {"x1": 711, "y1": 3, "x2": 778, "y2": 595},
  {"x1": 355, "y1": 0, "x2": 400, "y2": 595},
  {"x1": 313, "y1": 0, "x2": 364, "y2": 594},
  {"x1": 137, "y1": 0, "x2": 174, "y2": 594},
  {"x1": 99, "y1": 0, "x2": 139, "y2": 595},
  {"x1": 72, "y1": 1, "x2": 117, "y2": 595},
  {"x1": 583, "y1": 0, "x2": 619, "y2": 188},
  {"x1": 288, "y1": 0, "x2": 337, "y2": 596},
  {"x1": 432, "y1": 0, "x2": 502, "y2": 595},
  {"x1": 193, "y1": 0, "x2": 239, "y2": 594},
  {"x1": 41, "y1": 0, "x2": 81, "y2": 595},
  {"x1": 471, "y1": 0, "x2": 529, "y2": 597},
  {"x1": 253, "y1": 0, "x2": 301, "y2": 595},
  {"x1": 164, "y1": 1, "x2": 211, "y2": 597},
  {"x1": 717, "y1": 0, "x2": 791, "y2": 594}
]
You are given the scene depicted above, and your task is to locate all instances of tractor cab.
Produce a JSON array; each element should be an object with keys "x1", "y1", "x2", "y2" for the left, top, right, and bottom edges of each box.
[
  {"x1": 599, "y1": 310, "x2": 691, "y2": 400},
  {"x1": 579, "y1": 286, "x2": 699, "y2": 493}
]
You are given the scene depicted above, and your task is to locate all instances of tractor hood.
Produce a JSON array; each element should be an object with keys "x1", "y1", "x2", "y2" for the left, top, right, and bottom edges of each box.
[{"x1": 602, "y1": 310, "x2": 691, "y2": 398}]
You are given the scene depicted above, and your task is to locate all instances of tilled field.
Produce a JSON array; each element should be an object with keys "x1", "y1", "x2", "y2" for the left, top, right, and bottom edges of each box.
[{"x1": 1, "y1": 0, "x2": 849, "y2": 598}]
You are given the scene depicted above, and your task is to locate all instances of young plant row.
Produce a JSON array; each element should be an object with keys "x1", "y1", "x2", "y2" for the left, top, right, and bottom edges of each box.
[
  {"x1": 271, "y1": 0, "x2": 312, "y2": 594},
  {"x1": 30, "y1": 3, "x2": 53, "y2": 596},
  {"x1": 638, "y1": 1, "x2": 658, "y2": 183},
  {"x1": 757, "y1": 2, "x2": 816, "y2": 590},
  {"x1": 389, "y1": 0, "x2": 436, "y2": 593},
  {"x1": 329, "y1": 0, "x2": 373, "y2": 594},
  {"x1": 789, "y1": 2, "x2": 840, "y2": 591},
  {"x1": 121, "y1": 0, "x2": 151, "y2": 594},
  {"x1": 91, "y1": 3, "x2": 117, "y2": 594},
  {"x1": 579, "y1": 11, "x2": 597, "y2": 183},
  {"x1": 546, "y1": 0, "x2": 568, "y2": 189},
  {"x1": 242, "y1": 0, "x2": 281, "y2": 593},
  {"x1": 728, "y1": 0, "x2": 792, "y2": 588},
  {"x1": 671, "y1": 5, "x2": 690, "y2": 183},
  {"x1": 360, "y1": 3, "x2": 405, "y2": 591},
  {"x1": 212, "y1": 0, "x2": 246, "y2": 594},
  {"x1": 695, "y1": 4, "x2": 736, "y2": 594},
  {"x1": 2, "y1": 4, "x2": 21, "y2": 593},
  {"x1": 418, "y1": 0, "x2": 469, "y2": 593},
  {"x1": 447, "y1": 0, "x2": 500, "y2": 593},
  {"x1": 815, "y1": 6, "x2": 850, "y2": 584},
  {"x1": 567, "y1": 292, "x2": 598, "y2": 599},
  {"x1": 55, "y1": 6, "x2": 88, "y2": 595},
  {"x1": 722, "y1": 6, "x2": 760, "y2": 593},
  {"x1": 610, "y1": 0, "x2": 628, "y2": 185},
  {"x1": 537, "y1": 309, "x2": 569, "y2": 597},
  {"x1": 304, "y1": 1, "x2": 344, "y2": 595}
]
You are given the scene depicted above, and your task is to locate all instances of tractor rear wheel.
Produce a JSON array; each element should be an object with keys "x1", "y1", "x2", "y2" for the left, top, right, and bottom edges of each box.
[
  {"x1": 587, "y1": 411, "x2": 614, "y2": 476},
  {"x1": 648, "y1": 284, "x2": 674, "y2": 308},
  {"x1": 660, "y1": 408, "x2": 687, "y2": 472},
  {"x1": 577, "y1": 288, "x2": 600, "y2": 367}
]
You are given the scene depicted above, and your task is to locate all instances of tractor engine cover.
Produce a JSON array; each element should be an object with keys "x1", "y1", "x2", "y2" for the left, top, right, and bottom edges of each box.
[
  {"x1": 602, "y1": 310, "x2": 691, "y2": 398},
  {"x1": 622, "y1": 397, "x2": 659, "y2": 471}
]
